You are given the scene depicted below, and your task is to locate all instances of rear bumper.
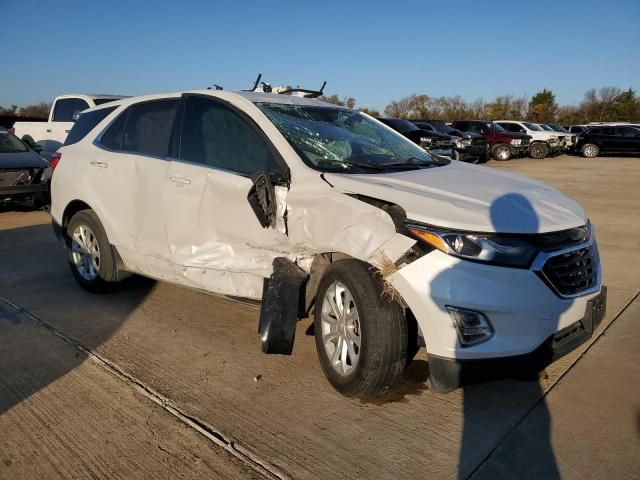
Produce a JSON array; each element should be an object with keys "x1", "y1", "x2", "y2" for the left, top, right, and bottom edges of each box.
[{"x1": 428, "y1": 286, "x2": 607, "y2": 392}]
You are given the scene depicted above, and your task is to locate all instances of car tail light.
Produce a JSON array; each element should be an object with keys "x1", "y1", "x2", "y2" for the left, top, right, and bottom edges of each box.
[{"x1": 50, "y1": 152, "x2": 62, "y2": 171}]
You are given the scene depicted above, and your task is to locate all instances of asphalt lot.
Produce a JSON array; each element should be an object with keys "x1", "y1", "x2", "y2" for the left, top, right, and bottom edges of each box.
[{"x1": 1, "y1": 154, "x2": 639, "y2": 479}]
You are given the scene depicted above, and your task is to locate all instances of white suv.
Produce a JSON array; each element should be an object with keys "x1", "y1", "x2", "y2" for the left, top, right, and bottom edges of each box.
[
  {"x1": 496, "y1": 120, "x2": 565, "y2": 159},
  {"x1": 50, "y1": 91, "x2": 606, "y2": 397}
]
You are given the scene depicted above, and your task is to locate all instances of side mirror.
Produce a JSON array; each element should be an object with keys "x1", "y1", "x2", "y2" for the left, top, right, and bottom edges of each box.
[
  {"x1": 72, "y1": 110, "x2": 81, "y2": 122},
  {"x1": 520, "y1": 128, "x2": 526, "y2": 134},
  {"x1": 31, "y1": 144, "x2": 43, "y2": 153}
]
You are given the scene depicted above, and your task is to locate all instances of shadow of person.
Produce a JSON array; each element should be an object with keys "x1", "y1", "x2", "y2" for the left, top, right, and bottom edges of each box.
[
  {"x1": 426, "y1": 193, "x2": 574, "y2": 479},
  {"x1": 0, "y1": 223, "x2": 155, "y2": 414}
]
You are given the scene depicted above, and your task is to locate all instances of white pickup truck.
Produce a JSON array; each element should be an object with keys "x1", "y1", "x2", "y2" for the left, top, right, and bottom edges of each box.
[{"x1": 13, "y1": 94, "x2": 124, "y2": 159}]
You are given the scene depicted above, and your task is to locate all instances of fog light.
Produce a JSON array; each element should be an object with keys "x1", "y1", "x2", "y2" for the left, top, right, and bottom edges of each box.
[{"x1": 446, "y1": 306, "x2": 493, "y2": 346}]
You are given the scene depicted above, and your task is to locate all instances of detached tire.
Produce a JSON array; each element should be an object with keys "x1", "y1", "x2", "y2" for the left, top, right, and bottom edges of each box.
[
  {"x1": 582, "y1": 143, "x2": 599, "y2": 158},
  {"x1": 314, "y1": 259, "x2": 408, "y2": 397},
  {"x1": 491, "y1": 144, "x2": 511, "y2": 161},
  {"x1": 66, "y1": 209, "x2": 120, "y2": 293},
  {"x1": 529, "y1": 142, "x2": 549, "y2": 159}
]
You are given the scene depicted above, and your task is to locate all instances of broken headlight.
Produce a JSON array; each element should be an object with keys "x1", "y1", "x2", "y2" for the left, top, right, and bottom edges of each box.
[{"x1": 406, "y1": 224, "x2": 536, "y2": 268}]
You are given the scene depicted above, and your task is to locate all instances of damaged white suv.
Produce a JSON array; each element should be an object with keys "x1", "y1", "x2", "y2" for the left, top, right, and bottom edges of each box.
[{"x1": 51, "y1": 90, "x2": 606, "y2": 397}]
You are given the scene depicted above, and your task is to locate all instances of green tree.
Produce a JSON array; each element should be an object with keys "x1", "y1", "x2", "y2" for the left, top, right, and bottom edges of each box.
[
  {"x1": 614, "y1": 88, "x2": 639, "y2": 122},
  {"x1": 528, "y1": 88, "x2": 558, "y2": 122}
]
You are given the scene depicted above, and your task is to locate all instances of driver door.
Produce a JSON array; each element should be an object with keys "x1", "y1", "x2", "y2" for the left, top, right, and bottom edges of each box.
[{"x1": 163, "y1": 95, "x2": 290, "y2": 298}]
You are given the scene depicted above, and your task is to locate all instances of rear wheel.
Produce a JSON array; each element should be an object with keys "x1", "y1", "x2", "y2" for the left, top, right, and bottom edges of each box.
[
  {"x1": 66, "y1": 210, "x2": 120, "y2": 293},
  {"x1": 529, "y1": 142, "x2": 549, "y2": 159},
  {"x1": 582, "y1": 143, "x2": 599, "y2": 158},
  {"x1": 314, "y1": 259, "x2": 408, "y2": 397},
  {"x1": 492, "y1": 144, "x2": 511, "y2": 161}
]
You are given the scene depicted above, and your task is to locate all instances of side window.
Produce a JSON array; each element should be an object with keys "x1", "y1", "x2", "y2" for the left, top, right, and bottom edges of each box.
[
  {"x1": 468, "y1": 123, "x2": 484, "y2": 134},
  {"x1": 122, "y1": 100, "x2": 179, "y2": 157},
  {"x1": 100, "y1": 109, "x2": 129, "y2": 150},
  {"x1": 64, "y1": 106, "x2": 117, "y2": 146},
  {"x1": 52, "y1": 99, "x2": 76, "y2": 122},
  {"x1": 601, "y1": 127, "x2": 616, "y2": 136},
  {"x1": 620, "y1": 126, "x2": 640, "y2": 137},
  {"x1": 72, "y1": 99, "x2": 90, "y2": 120},
  {"x1": 455, "y1": 122, "x2": 469, "y2": 131},
  {"x1": 180, "y1": 96, "x2": 283, "y2": 176}
]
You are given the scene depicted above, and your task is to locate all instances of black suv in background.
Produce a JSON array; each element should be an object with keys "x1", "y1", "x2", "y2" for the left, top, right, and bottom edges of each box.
[
  {"x1": 576, "y1": 125, "x2": 640, "y2": 158},
  {"x1": 378, "y1": 118, "x2": 454, "y2": 157},
  {"x1": 413, "y1": 120, "x2": 488, "y2": 163}
]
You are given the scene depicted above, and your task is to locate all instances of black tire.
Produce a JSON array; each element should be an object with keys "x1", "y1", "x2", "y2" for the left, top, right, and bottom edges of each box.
[
  {"x1": 491, "y1": 144, "x2": 511, "y2": 161},
  {"x1": 314, "y1": 259, "x2": 408, "y2": 397},
  {"x1": 581, "y1": 143, "x2": 599, "y2": 158},
  {"x1": 66, "y1": 209, "x2": 120, "y2": 293},
  {"x1": 529, "y1": 142, "x2": 549, "y2": 159}
]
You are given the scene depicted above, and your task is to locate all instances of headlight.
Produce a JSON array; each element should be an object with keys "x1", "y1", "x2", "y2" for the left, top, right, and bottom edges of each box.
[
  {"x1": 549, "y1": 137, "x2": 558, "y2": 143},
  {"x1": 510, "y1": 139, "x2": 522, "y2": 146},
  {"x1": 420, "y1": 137, "x2": 433, "y2": 145},
  {"x1": 455, "y1": 138, "x2": 472, "y2": 148},
  {"x1": 406, "y1": 224, "x2": 537, "y2": 268}
]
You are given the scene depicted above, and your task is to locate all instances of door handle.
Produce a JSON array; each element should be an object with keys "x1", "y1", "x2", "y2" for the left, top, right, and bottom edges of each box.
[
  {"x1": 168, "y1": 174, "x2": 191, "y2": 185},
  {"x1": 90, "y1": 161, "x2": 108, "y2": 168},
  {"x1": 46, "y1": 128, "x2": 52, "y2": 133}
]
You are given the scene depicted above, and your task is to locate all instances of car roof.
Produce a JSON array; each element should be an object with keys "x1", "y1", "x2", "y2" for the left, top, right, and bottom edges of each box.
[{"x1": 81, "y1": 90, "x2": 342, "y2": 114}]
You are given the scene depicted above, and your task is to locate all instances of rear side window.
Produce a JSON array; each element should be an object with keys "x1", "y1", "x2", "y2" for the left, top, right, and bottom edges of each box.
[
  {"x1": 179, "y1": 96, "x2": 283, "y2": 176},
  {"x1": 620, "y1": 126, "x2": 640, "y2": 137},
  {"x1": 64, "y1": 106, "x2": 117, "y2": 146},
  {"x1": 454, "y1": 121, "x2": 469, "y2": 131},
  {"x1": 53, "y1": 98, "x2": 90, "y2": 122},
  {"x1": 121, "y1": 100, "x2": 179, "y2": 157},
  {"x1": 601, "y1": 127, "x2": 616, "y2": 136},
  {"x1": 100, "y1": 110, "x2": 128, "y2": 150}
]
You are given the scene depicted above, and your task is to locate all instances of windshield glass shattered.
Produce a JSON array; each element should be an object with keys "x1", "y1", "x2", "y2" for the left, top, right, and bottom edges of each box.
[{"x1": 256, "y1": 103, "x2": 447, "y2": 173}]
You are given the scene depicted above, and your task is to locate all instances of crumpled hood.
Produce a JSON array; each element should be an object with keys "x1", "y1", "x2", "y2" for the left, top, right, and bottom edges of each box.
[{"x1": 325, "y1": 161, "x2": 587, "y2": 234}]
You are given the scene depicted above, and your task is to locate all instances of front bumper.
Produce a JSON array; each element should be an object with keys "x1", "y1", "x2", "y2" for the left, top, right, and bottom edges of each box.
[
  {"x1": 455, "y1": 145, "x2": 488, "y2": 161},
  {"x1": 388, "y1": 247, "x2": 604, "y2": 384},
  {"x1": 428, "y1": 286, "x2": 606, "y2": 391}
]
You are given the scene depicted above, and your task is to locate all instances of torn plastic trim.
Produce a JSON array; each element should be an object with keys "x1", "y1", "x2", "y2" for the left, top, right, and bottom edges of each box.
[{"x1": 259, "y1": 257, "x2": 308, "y2": 355}]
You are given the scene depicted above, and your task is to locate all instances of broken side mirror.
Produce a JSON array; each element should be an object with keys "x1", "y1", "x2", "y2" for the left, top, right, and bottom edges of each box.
[{"x1": 247, "y1": 170, "x2": 288, "y2": 228}]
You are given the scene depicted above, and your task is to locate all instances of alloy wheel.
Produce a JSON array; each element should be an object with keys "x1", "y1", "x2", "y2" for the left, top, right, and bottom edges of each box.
[
  {"x1": 320, "y1": 281, "x2": 361, "y2": 376},
  {"x1": 71, "y1": 224, "x2": 101, "y2": 281}
]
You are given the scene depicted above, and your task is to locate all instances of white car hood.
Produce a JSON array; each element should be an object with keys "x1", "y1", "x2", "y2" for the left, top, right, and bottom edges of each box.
[{"x1": 324, "y1": 162, "x2": 587, "y2": 234}]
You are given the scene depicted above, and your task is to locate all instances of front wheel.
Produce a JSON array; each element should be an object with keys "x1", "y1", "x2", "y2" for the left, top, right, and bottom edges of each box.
[
  {"x1": 66, "y1": 209, "x2": 121, "y2": 293},
  {"x1": 582, "y1": 143, "x2": 599, "y2": 158},
  {"x1": 529, "y1": 142, "x2": 549, "y2": 159},
  {"x1": 492, "y1": 144, "x2": 512, "y2": 161},
  {"x1": 314, "y1": 259, "x2": 408, "y2": 397}
]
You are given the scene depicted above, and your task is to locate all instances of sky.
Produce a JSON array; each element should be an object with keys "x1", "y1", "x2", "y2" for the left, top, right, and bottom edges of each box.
[{"x1": 2, "y1": 0, "x2": 639, "y2": 111}]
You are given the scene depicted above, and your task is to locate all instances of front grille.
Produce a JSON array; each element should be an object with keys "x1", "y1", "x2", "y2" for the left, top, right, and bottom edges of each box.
[
  {"x1": 522, "y1": 138, "x2": 531, "y2": 146},
  {"x1": 541, "y1": 244, "x2": 598, "y2": 296},
  {"x1": 472, "y1": 138, "x2": 486, "y2": 146},
  {"x1": 433, "y1": 140, "x2": 453, "y2": 148}
]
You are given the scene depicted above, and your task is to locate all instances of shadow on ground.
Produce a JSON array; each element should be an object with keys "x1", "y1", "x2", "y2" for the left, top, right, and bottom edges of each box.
[{"x1": 0, "y1": 223, "x2": 154, "y2": 414}]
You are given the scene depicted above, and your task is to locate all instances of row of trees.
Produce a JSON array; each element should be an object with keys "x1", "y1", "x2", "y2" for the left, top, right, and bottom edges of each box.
[
  {"x1": 322, "y1": 86, "x2": 640, "y2": 125},
  {"x1": 3, "y1": 87, "x2": 638, "y2": 125},
  {"x1": 0, "y1": 102, "x2": 51, "y2": 118}
]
